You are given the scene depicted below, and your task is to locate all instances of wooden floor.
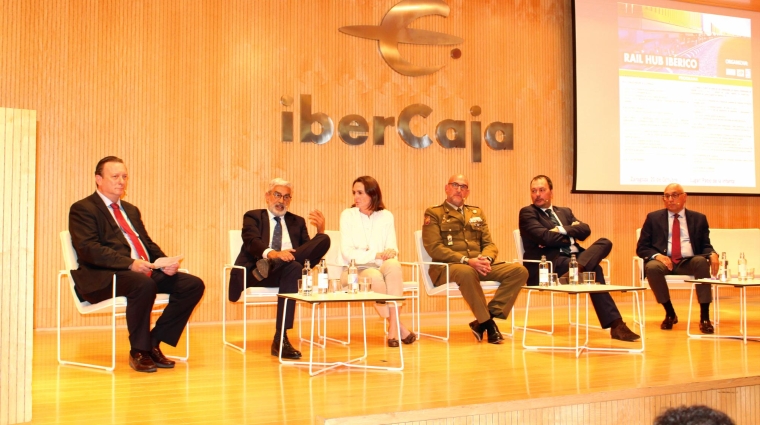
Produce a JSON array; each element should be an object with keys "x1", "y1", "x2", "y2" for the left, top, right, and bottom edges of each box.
[{"x1": 31, "y1": 294, "x2": 760, "y2": 424}]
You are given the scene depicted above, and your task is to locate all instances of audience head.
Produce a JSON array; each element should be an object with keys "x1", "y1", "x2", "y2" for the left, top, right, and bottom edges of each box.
[
  {"x1": 265, "y1": 177, "x2": 293, "y2": 217},
  {"x1": 445, "y1": 174, "x2": 469, "y2": 208},
  {"x1": 530, "y1": 175, "x2": 553, "y2": 209},
  {"x1": 352, "y1": 176, "x2": 385, "y2": 213},
  {"x1": 94, "y1": 156, "x2": 128, "y2": 203},
  {"x1": 663, "y1": 183, "x2": 687, "y2": 214},
  {"x1": 653, "y1": 405, "x2": 734, "y2": 425}
]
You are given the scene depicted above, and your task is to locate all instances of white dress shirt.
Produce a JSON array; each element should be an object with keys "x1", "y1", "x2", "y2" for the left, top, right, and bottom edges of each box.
[
  {"x1": 339, "y1": 207, "x2": 398, "y2": 266},
  {"x1": 262, "y1": 210, "x2": 293, "y2": 259}
]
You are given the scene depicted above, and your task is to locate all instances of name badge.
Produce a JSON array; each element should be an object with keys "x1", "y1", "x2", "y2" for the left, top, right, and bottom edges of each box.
[{"x1": 447, "y1": 234, "x2": 453, "y2": 246}]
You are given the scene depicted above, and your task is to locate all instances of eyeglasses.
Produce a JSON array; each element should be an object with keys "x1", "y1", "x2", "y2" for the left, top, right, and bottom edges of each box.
[
  {"x1": 449, "y1": 182, "x2": 469, "y2": 191},
  {"x1": 270, "y1": 191, "x2": 292, "y2": 201},
  {"x1": 662, "y1": 193, "x2": 683, "y2": 200}
]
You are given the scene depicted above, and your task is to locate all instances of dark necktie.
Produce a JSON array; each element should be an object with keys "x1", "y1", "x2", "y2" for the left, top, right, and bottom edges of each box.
[
  {"x1": 272, "y1": 216, "x2": 282, "y2": 251},
  {"x1": 545, "y1": 208, "x2": 571, "y2": 255},
  {"x1": 110, "y1": 203, "x2": 152, "y2": 276},
  {"x1": 671, "y1": 213, "x2": 681, "y2": 264}
]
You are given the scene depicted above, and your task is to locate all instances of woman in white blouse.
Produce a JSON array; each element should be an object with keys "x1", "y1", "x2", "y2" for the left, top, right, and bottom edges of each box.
[{"x1": 340, "y1": 176, "x2": 416, "y2": 347}]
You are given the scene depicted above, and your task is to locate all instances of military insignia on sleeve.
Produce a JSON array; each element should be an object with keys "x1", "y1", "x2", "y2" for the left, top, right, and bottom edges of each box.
[{"x1": 424, "y1": 215, "x2": 431, "y2": 226}]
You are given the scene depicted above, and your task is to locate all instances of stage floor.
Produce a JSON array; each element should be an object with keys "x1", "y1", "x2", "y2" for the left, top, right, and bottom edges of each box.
[{"x1": 32, "y1": 296, "x2": 760, "y2": 424}]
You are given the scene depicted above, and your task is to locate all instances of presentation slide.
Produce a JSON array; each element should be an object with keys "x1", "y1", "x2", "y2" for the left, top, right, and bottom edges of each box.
[{"x1": 573, "y1": 0, "x2": 760, "y2": 194}]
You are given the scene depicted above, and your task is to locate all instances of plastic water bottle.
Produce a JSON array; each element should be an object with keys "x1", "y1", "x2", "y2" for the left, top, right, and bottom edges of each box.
[
  {"x1": 348, "y1": 259, "x2": 359, "y2": 293},
  {"x1": 539, "y1": 255, "x2": 549, "y2": 286},
  {"x1": 569, "y1": 254, "x2": 579, "y2": 285},
  {"x1": 317, "y1": 259, "x2": 329, "y2": 293},
  {"x1": 719, "y1": 252, "x2": 728, "y2": 282},
  {"x1": 302, "y1": 259, "x2": 312, "y2": 295},
  {"x1": 738, "y1": 252, "x2": 747, "y2": 281}
]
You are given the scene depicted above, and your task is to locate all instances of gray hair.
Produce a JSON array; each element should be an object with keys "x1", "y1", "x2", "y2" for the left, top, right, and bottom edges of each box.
[{"x1": 268, "y1": 178, "x2": 293, "y2": 192}]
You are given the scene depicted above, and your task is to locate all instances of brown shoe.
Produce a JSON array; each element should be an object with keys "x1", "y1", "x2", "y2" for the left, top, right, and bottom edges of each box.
[
  {"x1": 149, "y1": 345, "x2": 175, "y2": 368},
  {"x1": 401, "y1": 332, "x2": 417, "y2": 345},
  {"x1": 129, "y1": 351, "x2": 157, "y2": 373},
  {"x1": 660, "y1": 316, "x2": 678, "y2": 330},
  {"x1": 699, "y1": 320, "x2": 715, "y2": 334},
  {"x1": 610, "y1": 321, "x2": 640, "y2": 342},
  {"x1": 387, "y1": 338, "x2": 400, "y2": 347}
]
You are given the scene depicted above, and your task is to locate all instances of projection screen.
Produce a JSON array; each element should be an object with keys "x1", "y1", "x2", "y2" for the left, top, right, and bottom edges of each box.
[{"x1": 573, "y1": 0, "x2": 760, "y2": 194}]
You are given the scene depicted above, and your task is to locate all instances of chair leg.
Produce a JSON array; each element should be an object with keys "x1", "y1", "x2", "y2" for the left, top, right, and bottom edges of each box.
[{"x1": 57, "y1": 272, "x2": 117, "y2": 372}]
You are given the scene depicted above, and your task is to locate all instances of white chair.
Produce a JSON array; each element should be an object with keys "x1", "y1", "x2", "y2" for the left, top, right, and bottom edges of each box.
[
  {"x1": 222, "y1": 229, "x2": 280, "y2": 353},
  {"x1": 57, "y1": 231, "x2": 189, "y2": 371},
  {"x1": 413, "y1": 230, "x2": 499, "y2": 341}
]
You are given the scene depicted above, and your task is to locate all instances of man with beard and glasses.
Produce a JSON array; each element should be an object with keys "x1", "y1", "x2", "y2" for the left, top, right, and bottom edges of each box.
[{"x1": 229, "y1": 178, "x2": 331, "y2": 359}]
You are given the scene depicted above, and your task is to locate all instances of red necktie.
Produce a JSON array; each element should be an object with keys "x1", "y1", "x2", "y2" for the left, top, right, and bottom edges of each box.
[
  {"x1": 111, "y1": 203, "x2": 152, "y2": 276},
  {"x1": 671, "y1": 213, "x2": 681, "y2": 264}
]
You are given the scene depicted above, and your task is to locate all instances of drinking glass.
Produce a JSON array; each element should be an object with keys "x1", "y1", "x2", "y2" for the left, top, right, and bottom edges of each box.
[
  {"x1": 582, "y1": 271, "x2": 596, "y2": 285},
  {"x1": 329, "y1": 278, "x2": 341, "y2": 293},
  {"x1": 359, "y1": 277, "x2": 372, "y2": 292}
]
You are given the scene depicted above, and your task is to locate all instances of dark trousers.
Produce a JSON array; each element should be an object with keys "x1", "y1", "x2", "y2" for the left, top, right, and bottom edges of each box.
[
  {"x1": 551, "y1": 238, "x2": 622, "y2": 329},
  {"x1": 645, "y1": 255, "x2": 712, "y2": 304},
  {"x1": 82, "y1": 270, "x2": 205, "y2": 351},
  {"x1": 246, "y1": 233, "x2": 331, "y2": 336}
]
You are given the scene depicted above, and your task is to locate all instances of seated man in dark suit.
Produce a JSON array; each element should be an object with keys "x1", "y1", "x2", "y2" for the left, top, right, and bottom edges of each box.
[
  {"x1": 229, "y1": 178, "x2": 330, "y2": 359},
  {"x1": 636, "y1": 183, "x2": 719, "y2": 334},
  {"x1": 518, "y1": 175, "x2": 639, "y2": 342},
  {"x1": 69, "y1": 156, "x2": 205, "y2": 373}
]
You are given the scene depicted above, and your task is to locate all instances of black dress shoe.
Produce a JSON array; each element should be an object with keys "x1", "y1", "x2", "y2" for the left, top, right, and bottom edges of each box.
[
  {"x1": 254, "y1": 258, "x2": 284, "y2": 281},
  {"x1": 129, "y1": 351, "x2": 157, "y2": 373},
  {"x1": 149, "y1": 345, "x2": 175, "y2": 368},
  {"x1": 610, "y1": 321, "x2": 640, "y2": 342},
  {"x1": 271, "y1": 336, "x2": 302, "y2": 359},
  {"x1": 660, "y1": 315, "x2": 678, "y2": 330},
  {"x1": 486, "y1": 321, "x2": 504, "y2": 344},
  {"x1": 699, "y1": 320, "x2": 715, "y2": 334},
  {"x1": 468, "y1": 320, "x2": 485, "y2": 342}
]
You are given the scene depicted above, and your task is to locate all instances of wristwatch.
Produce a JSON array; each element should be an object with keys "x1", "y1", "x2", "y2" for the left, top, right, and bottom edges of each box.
[{"x1": 461, "y1": 256, "x2": 469, "y2": 264}]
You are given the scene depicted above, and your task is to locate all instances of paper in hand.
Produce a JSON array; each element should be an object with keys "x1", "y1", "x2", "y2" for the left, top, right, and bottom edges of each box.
[{"x1": 153, "y1": 255, "x2": 184, "y2": 269}]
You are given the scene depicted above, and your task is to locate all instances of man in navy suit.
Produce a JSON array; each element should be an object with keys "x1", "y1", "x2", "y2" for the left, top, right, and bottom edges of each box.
[
  {"x1": 69, "y1": 156, "x2": 205, "y2": 373},
  {"x1": 636, "y1": 183, "x2": 719, "y2": 334},
  {"x1": 229, "y1": 178, "x2": 330, "y2": 359},
  {"x1": 518, "y1": 175, "x2": 639, "y2": 342}
]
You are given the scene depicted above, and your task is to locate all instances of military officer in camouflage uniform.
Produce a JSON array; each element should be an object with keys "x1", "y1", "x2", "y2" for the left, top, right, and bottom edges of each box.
[{"x1": 422, "y1": 174, "x2": 528, "y2": 344}]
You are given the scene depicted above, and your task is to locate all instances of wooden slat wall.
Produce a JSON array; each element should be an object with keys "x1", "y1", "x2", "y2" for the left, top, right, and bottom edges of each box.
[
  {"x1": 0, "y1": 107, "x2": 36, "y2": 425},
  {"x1": 0, "y1": 0, "x2": 757, "y2": 330}
]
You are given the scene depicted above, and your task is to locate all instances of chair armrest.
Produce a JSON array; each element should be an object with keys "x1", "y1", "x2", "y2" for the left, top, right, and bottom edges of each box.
[
  {"x1": 399, "y1": 261, "x2": 419, "y2": 284},
  {"x1": 512, "y1": 258, "x2": 554, "y2": 274}
]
